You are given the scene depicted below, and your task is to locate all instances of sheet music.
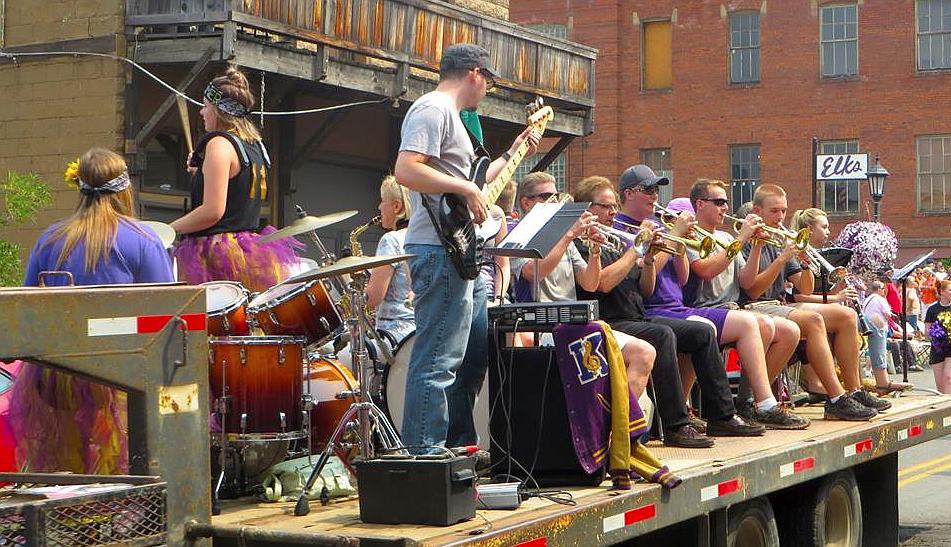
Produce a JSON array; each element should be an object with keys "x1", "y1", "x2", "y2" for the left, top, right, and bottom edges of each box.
[{"x1": 500, "y1": 203, "x2": 562, "y2": 250}]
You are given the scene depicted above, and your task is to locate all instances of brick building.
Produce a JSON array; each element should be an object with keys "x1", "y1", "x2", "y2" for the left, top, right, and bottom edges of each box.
[{"x1": 511, "y1": 0, "x2": 951, "y2": 261}]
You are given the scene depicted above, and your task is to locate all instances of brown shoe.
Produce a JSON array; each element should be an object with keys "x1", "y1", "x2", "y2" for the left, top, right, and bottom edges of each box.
[
  {"x1": 706, "y1": 414, "x2": 766, "y2": 437},
  {"x1": 663, "y1": 424, "x2": 715, "y2": 448}
]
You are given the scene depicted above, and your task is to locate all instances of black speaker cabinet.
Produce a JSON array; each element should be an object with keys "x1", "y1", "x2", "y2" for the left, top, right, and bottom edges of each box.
[{"x1": 488, "y1": 336, "x2": 603, "y2": 486}]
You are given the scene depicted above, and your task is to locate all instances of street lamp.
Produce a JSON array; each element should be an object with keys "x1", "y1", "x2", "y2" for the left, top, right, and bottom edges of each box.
[{"x1": 866, "y1": 154, "x2": 889, "y2": 222}]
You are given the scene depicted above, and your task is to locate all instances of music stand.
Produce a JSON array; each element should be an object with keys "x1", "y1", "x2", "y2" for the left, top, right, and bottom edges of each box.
[
  {"x1": 891, "y1": 250, "x2": 939, "y2": 396},
  {"x1": 817, "y1": 247, "x2": 853, "y2": 303},
  {"x1": 485, "y1": 201, "x2": 590, "y2": 302}
]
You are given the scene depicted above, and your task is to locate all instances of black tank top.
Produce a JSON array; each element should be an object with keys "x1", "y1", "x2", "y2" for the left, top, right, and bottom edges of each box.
[{"x1": 188, "y1": 131, "x2": 271, "y2": 237}]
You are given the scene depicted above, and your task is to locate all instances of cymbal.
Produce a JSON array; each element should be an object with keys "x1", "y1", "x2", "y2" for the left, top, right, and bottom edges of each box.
[
  {"x1": 141, "y1": 220, "x2": 176, "y2": 249},
  {"x1": 258, "y1": 210, "x2": 359, "y2": 243},
  {"x1": 283, "y1": 254, "x2": 414, "y2": 284}
]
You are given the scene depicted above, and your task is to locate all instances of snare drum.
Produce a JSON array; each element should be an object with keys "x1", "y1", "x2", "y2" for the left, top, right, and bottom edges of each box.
[
  {"x1": 304, "y1": 357, "x2": 358, "y2": 451},
  {"x1": 208, "y1": 336, "x2": 306, "y2": 438},
  {"x1": 380, "y1": 333, "x2": 491, "y2": 449},
  {"x1": 203, "y1": 281, "x2": 250, "y2": 336},
  {"x1": 250, "y1": 281, "x2": 343, "y2": 346}
]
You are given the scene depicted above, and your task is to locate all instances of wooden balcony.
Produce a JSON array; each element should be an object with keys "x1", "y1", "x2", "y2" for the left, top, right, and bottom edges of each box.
[{"x1": 126, "y1": 0, "x2": 596, "y2": 136}]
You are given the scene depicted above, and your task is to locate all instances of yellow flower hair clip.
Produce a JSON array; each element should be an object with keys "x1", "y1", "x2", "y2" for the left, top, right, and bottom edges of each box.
[{"x1": 64, "y1": 158, "x2": 80, "y2": 190}]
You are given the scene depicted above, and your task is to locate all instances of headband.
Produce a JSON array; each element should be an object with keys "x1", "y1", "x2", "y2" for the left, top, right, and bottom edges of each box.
[
  {"x1": 79, "y1": 170, "x2": 131, "y2": 196},
  {"x1": 204, "y1": 83, "x2": 250, "y2": 117}
]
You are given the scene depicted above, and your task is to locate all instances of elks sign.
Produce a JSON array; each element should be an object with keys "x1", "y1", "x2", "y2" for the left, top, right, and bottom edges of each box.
[{"x1": 815, "y1": 153, "x2": 869, "y2": 180}]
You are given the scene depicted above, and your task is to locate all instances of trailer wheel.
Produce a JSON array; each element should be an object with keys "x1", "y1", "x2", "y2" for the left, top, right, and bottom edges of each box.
[
  {"x1": 727, "y1": 497, "x2": 780, "y2": 547},
  {"x1": 795, "y1": 470, "x2": 863, "y2": 547}
]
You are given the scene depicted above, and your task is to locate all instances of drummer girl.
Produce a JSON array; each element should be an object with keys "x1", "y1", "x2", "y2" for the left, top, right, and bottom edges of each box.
[
  {"x1": 366, "y1": 175, "x2": 414, "y2": 344},
  {"x1": 12, "y1": 148, "x2": 175, "y2": 474},
  {"x1": 171, "y1": 67, "x2": 301, "y2": 292}
]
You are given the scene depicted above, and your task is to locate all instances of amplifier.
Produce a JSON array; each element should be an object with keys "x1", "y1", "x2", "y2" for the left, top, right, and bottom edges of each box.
[{"x1": 488, "y1": 300, "x2": 598, "y2": 331}]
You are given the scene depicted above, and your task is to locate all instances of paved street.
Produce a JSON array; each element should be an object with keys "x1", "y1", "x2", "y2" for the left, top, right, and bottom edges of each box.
[{"x1": 898, "y1": 367, "x2": 951, "y2": 546}]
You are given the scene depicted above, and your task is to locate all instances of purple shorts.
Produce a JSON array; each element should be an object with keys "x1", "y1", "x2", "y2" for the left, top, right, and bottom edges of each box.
[{"x1": 645, "y1": 306, "x2": 730, "y2": 343}]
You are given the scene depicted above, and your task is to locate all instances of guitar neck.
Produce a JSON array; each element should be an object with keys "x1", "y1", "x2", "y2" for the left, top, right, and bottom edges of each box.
[{"x1": 483, "y1": 140, "x2": 531, "y2": 206}]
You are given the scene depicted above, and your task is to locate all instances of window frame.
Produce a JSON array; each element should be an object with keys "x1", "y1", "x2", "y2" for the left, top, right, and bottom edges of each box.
[
  {"x1": 916, "y1": 134, "x2": 951, "y2": 213},
  {"x1": 513, "y1": 152, "x2": 569, "y2": 193},
  {"x1": 818, "y1": 139, "x2": 862, "y2": 217},
  {"x1": 641, "y1": 18, "x2": 673, "y2": 91},
  {"x1": 641, "y1": 148, "x2": 673, "y2": 204},
  {"x1": 728, "y1": 11, "x2": 762, "y2": 85},
  {"x1": 729, "y1": 144, "x2": 761, "y2": 213},
  {"x1": 819, "y1": 3, "x2": 859, "y2": 78},
  {"x1": 916, "y1": 0, "x2": 951, "y2": 72}
]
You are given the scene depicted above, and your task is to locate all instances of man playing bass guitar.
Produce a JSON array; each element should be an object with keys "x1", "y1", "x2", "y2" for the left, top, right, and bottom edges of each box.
[{"x1": 394, "y1": 43, "x2": 540, "y2": 452}]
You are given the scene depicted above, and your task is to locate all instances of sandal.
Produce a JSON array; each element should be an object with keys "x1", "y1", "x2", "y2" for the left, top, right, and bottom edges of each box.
[{"x1": 875, "y1": 381, "x2": 913, "y2": 396}]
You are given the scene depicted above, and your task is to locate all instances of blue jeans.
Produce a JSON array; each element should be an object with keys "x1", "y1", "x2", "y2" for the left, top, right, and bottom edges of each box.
[
  {"x1": 867, "y1": 319, "x2": 888, "y2": 371},
  {"x1": 402, "y1": 244, "x2": 487, "y2": 451}
]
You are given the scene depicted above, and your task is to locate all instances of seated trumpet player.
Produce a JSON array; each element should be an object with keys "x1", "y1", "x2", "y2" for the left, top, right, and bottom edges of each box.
[
  {"x1": 579, "y1": 169, "x2": 763, "y2": 445},
  {"x1": 510, "y1": 173, "x2": 656, "y2": 402},
  {"x1": 740, "y1": 185, "x2": 886, "y2": 420},
  {"x1": 681, "y1": 180, "x2": 809, "y2": 429}
]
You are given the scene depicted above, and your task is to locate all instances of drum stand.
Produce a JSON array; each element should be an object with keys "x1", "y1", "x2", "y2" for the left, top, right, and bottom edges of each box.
[{"x1": 294, "y1": 270, "x2": 404, "y2": 516}]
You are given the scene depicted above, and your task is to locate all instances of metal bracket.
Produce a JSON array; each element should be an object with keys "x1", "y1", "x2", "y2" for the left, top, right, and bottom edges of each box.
[
  {"x1": 312, "y1": 43, "x2": 329, "y2": 81},
  {"x1": 393, "y1": 60, "x2": 410, "y2": 98}
]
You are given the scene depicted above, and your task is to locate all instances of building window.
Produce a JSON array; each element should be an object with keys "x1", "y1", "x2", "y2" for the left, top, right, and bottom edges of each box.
[
  {"x1": 917, "y1": 0, "x2": 951, "y2": 70},
  {"x1": 730, "y1": 145, "x2": 760, "y2": 211},
  {"x1": 643, "y1": 20, "x2": 672, "y2": 89},
  {"x1": 527, "y1": 23, "x2": 568, "y2": 40},
  {"x1": 730, "y1": 12, "x2": 760, "y2": 84},
  {"x1": 641, "y1": 148, "x2": 673, "y2": 205},
  {"x1": 820, "y1": 140, "x2": 861, "y2": 215},
  {"x1": 917, "y1": 135, "x2": 951, "y2": 211},
  {"x1": 820, "y1": 4, "x2": 858, "y2": 77},
  {"x1": 513, "y1": 152, "x2": 568, "y2": 193}
]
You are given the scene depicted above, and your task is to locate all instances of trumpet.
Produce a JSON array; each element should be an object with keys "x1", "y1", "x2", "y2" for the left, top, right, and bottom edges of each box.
[
  {"x1": 613, "y1": 217, "x2": 717, "y2": 259},
  {"x1": 806, "y1": 246, "x2": 848, "y2": 285},
  {"x1": 580, "y1": 223, "x2": 654, "y2": 255},
  {"x1": 722, "y1": 213, "x2": 811, "y2": 250},
  {"x1": 652, "y1": 204, "x2": 742, "y2": 259}
]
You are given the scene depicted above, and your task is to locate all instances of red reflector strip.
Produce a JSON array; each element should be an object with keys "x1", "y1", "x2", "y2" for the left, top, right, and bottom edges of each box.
[
  {"x1": 603, "y1": 504, "x2": 657, "y2": 532},
  {"x1": 844, "y1": 438, "x2": 873, "y2": 458},
  {"x1": 780, "y1": 457, "x2": 815, "y2": 477},
  {"x1": 701, "y1": 478, "x2": 744, "y2": 501},
  {"x1": 137, "y1": 313, "x2": 206, "y2": 333},
  {"x1": 514, "y1": 539, "x2": 546, "y2": 547},
  {"x1": 898, "y1": 425, "x2": 923, "y2": 441}
]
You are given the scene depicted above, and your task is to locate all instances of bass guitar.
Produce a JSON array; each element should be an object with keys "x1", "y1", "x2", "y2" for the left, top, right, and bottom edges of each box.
[{"x1": 436, "y1": 98, "x2": 554, "y2": 279}]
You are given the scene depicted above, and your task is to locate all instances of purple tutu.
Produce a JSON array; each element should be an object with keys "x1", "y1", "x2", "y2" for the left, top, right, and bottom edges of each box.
[{"x1": 173, "y1": 226, "x2": 303, "y2": 293}]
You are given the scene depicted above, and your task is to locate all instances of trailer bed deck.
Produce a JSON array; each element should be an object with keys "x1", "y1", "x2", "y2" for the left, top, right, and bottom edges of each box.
[{"x1": 202, "y1": 393, "x2": 951, "y2": 546}]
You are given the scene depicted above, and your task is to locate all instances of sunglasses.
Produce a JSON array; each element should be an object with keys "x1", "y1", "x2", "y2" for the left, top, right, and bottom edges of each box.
[
  {"x1": 630, "y1": 185, "x2": 658, "y2": 195},
  {"x1": 700, "y1": 197, "x2": 730, "y2": 207},
  {"x1": 529, "y1": 192, "x2": 560, "y2": 201},
  {"x1": 477, "y1": 68, "x2": 496, "y2": 91}
]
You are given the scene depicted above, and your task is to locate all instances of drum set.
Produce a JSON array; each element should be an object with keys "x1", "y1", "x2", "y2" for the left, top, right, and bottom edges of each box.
[{"x1": 172, "y1": 208, "x2": 414, "y2": 509}]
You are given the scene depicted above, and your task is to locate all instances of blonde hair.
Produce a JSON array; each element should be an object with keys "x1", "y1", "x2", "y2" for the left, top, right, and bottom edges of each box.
[
  {"x1": 43, "y1": 148, "x2": 141, "y2": 273},
  {"x1": 515, "y1": 172, "x2": 556, "y2": 215},
  {"x1": 790, "y1": 207, "x2": 827, "y2": 231},
  {"x1": 572, "y1": 176, "x2": 615, "y2": 203},
  {"x1": 495, "y1": 180, "x2": 517, "y2": 214},
  {"x1": 380, "y1": 175, "x2": 410, "y2": 221},
  {"x1": 210, "y1": 68, "x2": 262, "y2": 142},
  {"x1": 752, "y1": 184, "x2": 786, "y2": 207}
]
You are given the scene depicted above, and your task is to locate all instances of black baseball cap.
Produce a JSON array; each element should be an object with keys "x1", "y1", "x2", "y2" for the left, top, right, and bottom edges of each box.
[
  {"x1": 619, "y1": 164, "x2": 670, "y2": 192},
  {"x1": 439, "y1": 43, "x2": 497, "y2": 79}
]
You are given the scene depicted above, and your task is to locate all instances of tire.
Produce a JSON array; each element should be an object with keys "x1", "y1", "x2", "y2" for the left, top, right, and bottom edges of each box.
[
  {"x1": 727, "y1": 497, "x2": 780, "y2": 547},
  {"x1": 792, "y1": 470, "x2": 863, "y2": 547}
]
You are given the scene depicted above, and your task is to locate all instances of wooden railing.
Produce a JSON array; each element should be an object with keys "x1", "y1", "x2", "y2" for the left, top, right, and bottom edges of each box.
[{"x1": 126, "y1": 0, "x2": 596, "y2": 105}]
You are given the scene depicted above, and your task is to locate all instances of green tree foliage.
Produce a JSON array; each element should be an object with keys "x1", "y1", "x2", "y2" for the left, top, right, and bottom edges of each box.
[{"x1": 0, "y1": 172, "x2": 53, "y2": 286}]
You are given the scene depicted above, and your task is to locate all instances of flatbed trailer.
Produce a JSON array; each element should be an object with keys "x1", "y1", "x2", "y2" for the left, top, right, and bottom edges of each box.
[{"x1": 189, "y1": 394, "x2": 951, "y2": 547}]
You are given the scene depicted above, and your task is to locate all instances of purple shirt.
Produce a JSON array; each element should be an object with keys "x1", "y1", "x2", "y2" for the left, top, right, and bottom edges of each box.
[{"x1": 24, "y1": 220, "x2": 175, "y2": 286}]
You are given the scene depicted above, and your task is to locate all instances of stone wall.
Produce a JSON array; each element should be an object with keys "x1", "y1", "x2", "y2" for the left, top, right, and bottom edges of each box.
[{"x1": 445, "y1": 0, "x2": 508, "y2": 20}]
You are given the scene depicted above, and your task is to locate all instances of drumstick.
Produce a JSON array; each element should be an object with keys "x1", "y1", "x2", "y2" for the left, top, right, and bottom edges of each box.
[{"x1": 176, "y1": 95, "x2": 194, "y2": 153}]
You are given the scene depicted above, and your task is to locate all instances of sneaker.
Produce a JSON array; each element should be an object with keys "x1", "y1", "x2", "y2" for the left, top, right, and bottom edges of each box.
[
  {"x1": 824, "y1": 393, "x2": 877, "y2": 421},
  {"x1": 851, "y1": 389, "x2": 892, "y2": 411},
  {"x1": 688, "y1": 409, "x2": 708, "y2": 434},
  {"x1": 663, "y1": 424, "x2": 715, "y2": 448},
  {"x1": 909, "y1": 364, "x2": 925, "y2": 372},
  {"x1": 706, "y1": 414, "x2": 766, "y2": 437},
  {"x1": 735, "y1": 399, "x2": 755, "y2": 422},
  {"x1": 752, "y1": 404, "x2": 811, "y2": 430}
]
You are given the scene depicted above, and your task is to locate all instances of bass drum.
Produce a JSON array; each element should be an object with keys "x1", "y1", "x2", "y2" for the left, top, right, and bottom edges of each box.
[
  {"x1": 381, "y1": 333, "x2": 490, "y2": 449},
  {"x1": 305, "y1": 356, "x2": 358, "y2": 452}
]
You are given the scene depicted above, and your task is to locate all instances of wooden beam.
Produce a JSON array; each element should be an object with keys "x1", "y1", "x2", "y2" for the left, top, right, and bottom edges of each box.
[
  {"x1": 289, "y1": 109, "x2": 349, "y2": 170},
  {"x1": 532, "y1": 135, "x2": 575, "y2": 172},
  {"x1": 0, "y1": 34, "x2": 116, "y2": 55},
  {"x1": 134, "y1": 47, "x2": 215, "y2": 149}
]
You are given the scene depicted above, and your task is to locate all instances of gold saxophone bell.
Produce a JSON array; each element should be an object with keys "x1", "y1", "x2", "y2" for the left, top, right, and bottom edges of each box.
[{"x1": 339, "y1": 215, "x2": 382, "y2": 318}]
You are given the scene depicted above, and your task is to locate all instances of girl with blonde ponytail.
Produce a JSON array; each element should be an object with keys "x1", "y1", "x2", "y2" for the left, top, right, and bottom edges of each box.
[{"x1": 171, "y1": 67, "x2": 301, "y2": 291}]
